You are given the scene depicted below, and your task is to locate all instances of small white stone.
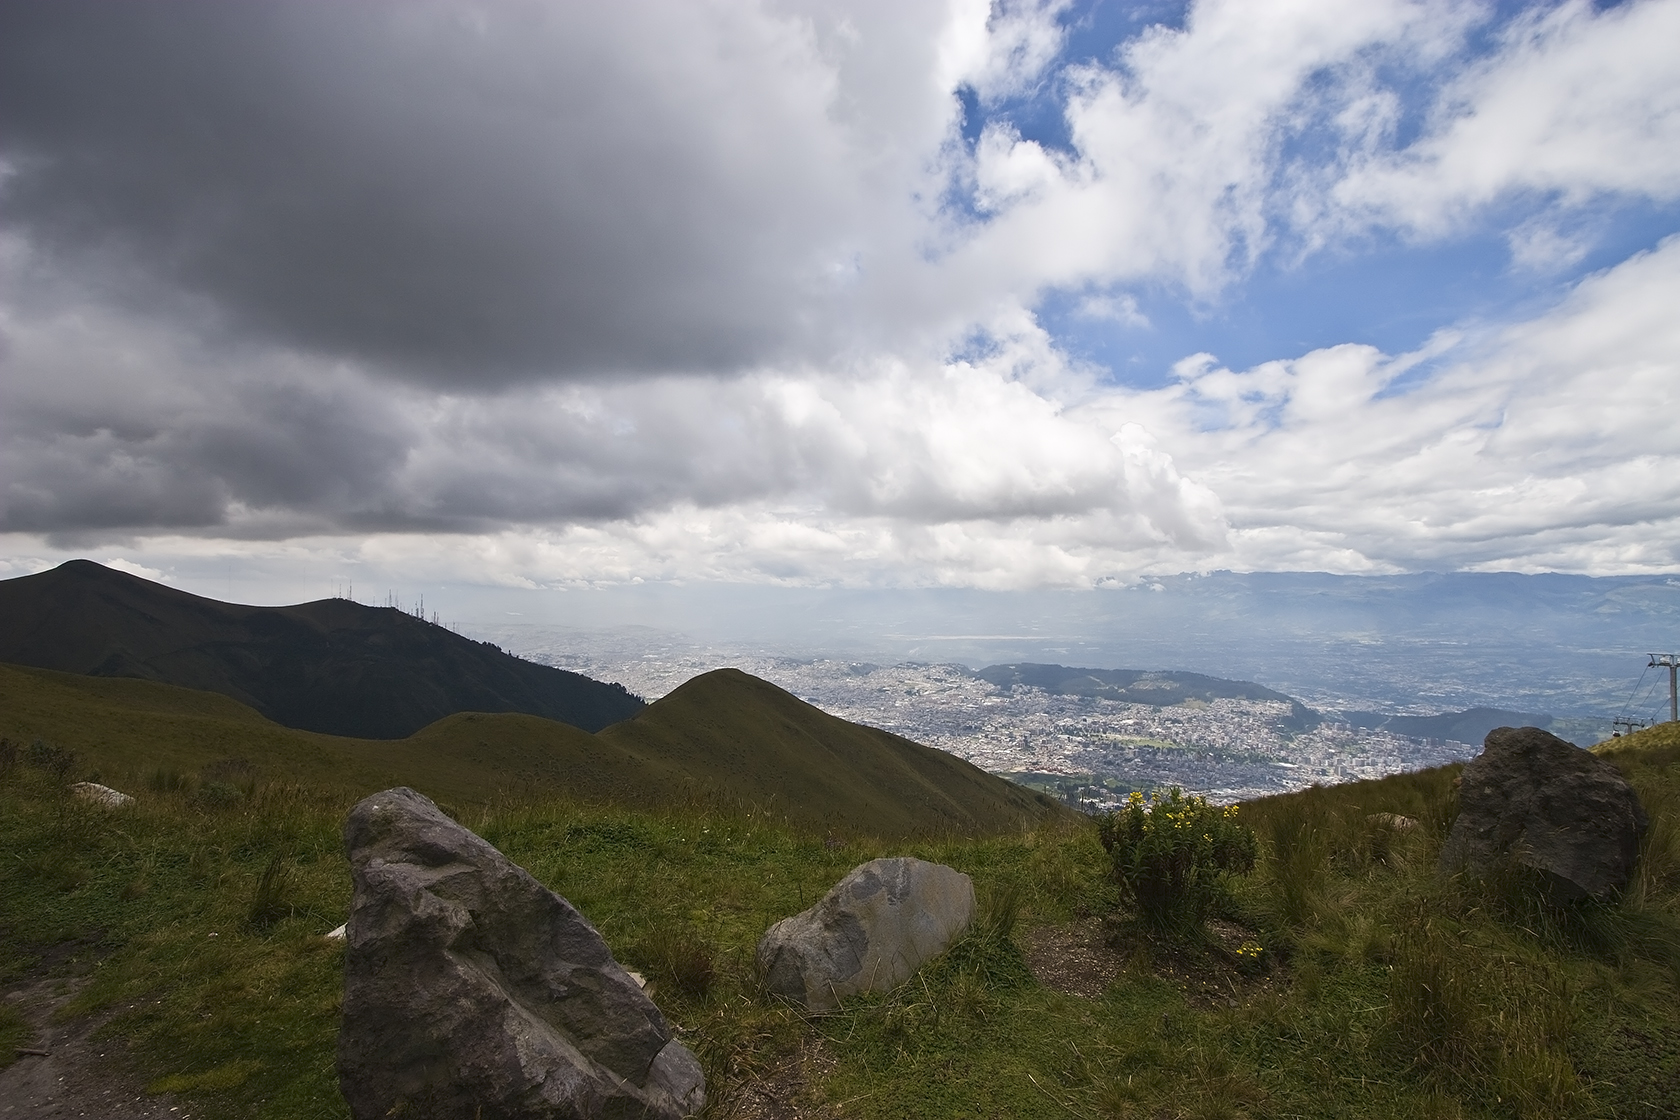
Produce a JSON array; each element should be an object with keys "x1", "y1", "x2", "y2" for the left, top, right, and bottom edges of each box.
[{"x1": 71, "y1": 782, "x2": 134, "y2": 809}]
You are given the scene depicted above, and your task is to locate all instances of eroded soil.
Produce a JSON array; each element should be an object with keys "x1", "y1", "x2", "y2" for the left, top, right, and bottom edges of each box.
[
  {"x1": 1024, "y1": 916, "x2": 1283, "y2": 1008},
  {"x1": 0, "y1": 978, "x2": 194, "y2": 1120}
]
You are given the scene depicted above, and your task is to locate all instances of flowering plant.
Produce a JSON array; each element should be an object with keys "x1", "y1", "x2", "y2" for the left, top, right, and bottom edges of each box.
[{"x1": 1096, "y1": 788, "x2": 1258, "y2": 934}]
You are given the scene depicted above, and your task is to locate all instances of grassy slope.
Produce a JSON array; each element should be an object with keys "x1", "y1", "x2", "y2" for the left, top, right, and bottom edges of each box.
[
  {"x1": 3, "y1": 671, "x2": 1677, "y2": 1120},
  {"x1": 600, "y1": 668, "x2": 1060, "y2": 837},
  {"x1": 0, "y1": 661, "x2": 609, "y2": 810},
  {"x1": 0, "y1": 662, "x2": 1063, "y2": 836}
]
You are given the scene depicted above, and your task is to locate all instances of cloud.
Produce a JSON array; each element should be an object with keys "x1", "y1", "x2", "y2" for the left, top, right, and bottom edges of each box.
[
  {"x1": 0, "y1": 0, "x2": 1528, "y2": 385},
  {"x1": 1330, "y1": 0, "x2": 1680, "y2": 237},
  {"x1": 1, "y1": 0, "x2": 1676, "y2": 591},
  {"x1": 0, "y1": 0, "x2": 966, "y2": 384},
  {"x1": 940, "y1": 0, "x2": 1070, "y2": 103},
  {"x1": 950, "y1": 0, "x2": 1469, "y2": 297},
  {"x1": 0, "y1": 237, "x2": 1228, "y2": 562},
  {"x1": 1506, "y1": 221, "x2": 1593, "y2": 273},
  {"x1": 14, "y1": 231, "x2": 1674, "y2": 585},
  {"x1": 1112, "y1": 235, "x2": 1680, "y2": 575},
  {"x1": 1074, "y1": 293, "x2": 1150, "y2": 327}
]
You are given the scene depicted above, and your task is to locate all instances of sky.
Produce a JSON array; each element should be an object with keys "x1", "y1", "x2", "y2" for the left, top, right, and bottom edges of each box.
[{"x1": 2, "y1": 0, "x2": 1679, "y2": 606}]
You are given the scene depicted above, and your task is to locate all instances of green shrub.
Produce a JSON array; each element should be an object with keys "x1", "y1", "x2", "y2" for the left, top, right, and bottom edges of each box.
[{"x1": 1096, "y1": 788, "x2": 1258, "y2": 935}]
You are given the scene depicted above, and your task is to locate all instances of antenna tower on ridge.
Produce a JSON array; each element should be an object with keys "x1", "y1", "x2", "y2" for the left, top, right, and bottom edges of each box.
[{"x1": 1650, "y1": 654, "x2": 1680, "y2": 724}]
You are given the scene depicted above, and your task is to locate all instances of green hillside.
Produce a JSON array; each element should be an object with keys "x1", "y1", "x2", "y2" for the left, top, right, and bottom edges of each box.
[
  {"x1": 3, "y1": 668, "x2": 1676, "y2": 1120},
  {"x1": 601, "y1": 668, "x2": 1058, "y2": 837},
  {"x1": 0, "y1": 661, "x2": 1063, "y2": 837}
]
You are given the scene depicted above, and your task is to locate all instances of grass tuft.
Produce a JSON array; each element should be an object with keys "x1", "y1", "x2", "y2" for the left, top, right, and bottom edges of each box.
[
  {"x1": 247, "y1": 851, "x2": 295, "y2": 932},
  {"x1": 626, "y1": 924, "x2": 717, "y2": 1003}
]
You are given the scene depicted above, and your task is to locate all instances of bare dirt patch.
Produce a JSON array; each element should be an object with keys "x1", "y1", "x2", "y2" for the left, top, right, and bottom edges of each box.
[
  {"x1": 720, "y1": 1035, "x2": 843, "y2": 1120},
  {"x1": 1, "y1": 977, "x2": 194, "y2": 1120},
  {"x1": 1021, "y1": 917, "x2": 1126, "y2": 1000},
  {"x1": 1024, "y1": 917, "x2": 1283, "y2": 1009}
]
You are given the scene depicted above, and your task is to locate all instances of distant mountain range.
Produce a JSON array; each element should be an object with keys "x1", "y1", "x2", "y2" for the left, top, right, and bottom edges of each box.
[
  {"x1": 0, "y1": 560, "x2": 643, "y2": 738},
  {"x1": 969, "y1": 662, "x2": 1551, "y2": 745},
  {"x1": 972, "y1": 663, "x2": 1322, "y2": 733},
  {"x1": 1332, "y1": 707, "x2": 1551, "y2": 744},
  {"x1": 549, "y1": 571, "x2": 1672, "y2": 720}
]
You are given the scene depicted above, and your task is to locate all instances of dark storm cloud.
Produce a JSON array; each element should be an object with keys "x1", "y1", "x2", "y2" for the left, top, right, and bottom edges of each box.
[
  {"x1": 0, "y1": 359, "x2": 410, "y2": 536},
  {"x1": 0, "y1": 0, "x2": 872, "y2": 386},
  {"x1": 0, "y1": 295, "x2": 823, "y2": 537}
]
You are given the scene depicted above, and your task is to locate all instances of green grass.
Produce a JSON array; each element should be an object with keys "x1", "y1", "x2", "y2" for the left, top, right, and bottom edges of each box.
[
  {"x1": 0, "y1": 759, "x2": 1099, "y2": 1118},
  {"x1": 0, "y1": 661, "x2": 1064, "y2": 838},
  {"x1": 3, "y1": 683, "x2": 1678, "y2": 1119}
]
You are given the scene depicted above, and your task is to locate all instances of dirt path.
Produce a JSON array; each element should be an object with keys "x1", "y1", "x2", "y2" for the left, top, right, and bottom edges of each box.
[{"x1": 1, "y1": 978, "x2": 193, "y2": 1120}]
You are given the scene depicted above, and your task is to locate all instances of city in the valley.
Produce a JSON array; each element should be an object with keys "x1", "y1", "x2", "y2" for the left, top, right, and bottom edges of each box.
[{"x1": 490, "y1": 629, "x2": 1557, "y2": 809}]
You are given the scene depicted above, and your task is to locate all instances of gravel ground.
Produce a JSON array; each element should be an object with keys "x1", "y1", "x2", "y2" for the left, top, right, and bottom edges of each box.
[{"x1": 1, "y1": 978, "x2": 194, "y2": 1120}]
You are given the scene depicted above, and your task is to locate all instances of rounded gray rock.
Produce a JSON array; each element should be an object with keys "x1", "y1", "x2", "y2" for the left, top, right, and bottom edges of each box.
[{"x1": 756, "y1": 857, "x2": 975, "y2": 1012}]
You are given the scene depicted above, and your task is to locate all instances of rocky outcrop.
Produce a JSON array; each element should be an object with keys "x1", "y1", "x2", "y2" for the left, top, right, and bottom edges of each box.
[
  {"x1": 337, "y1": 787, "x2": 703, "y2": 1120},
  {"x1": 757, "y1": 857, "x2": 974, "y2": 1012},
  {"x1": 1440, "y1": 726, "x2": 1648, "y2": 901}
]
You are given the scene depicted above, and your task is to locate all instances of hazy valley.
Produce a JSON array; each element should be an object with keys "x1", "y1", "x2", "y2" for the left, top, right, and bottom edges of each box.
[{"x1": 483, "y1": 623, "x2": 1609, "y2": 806}]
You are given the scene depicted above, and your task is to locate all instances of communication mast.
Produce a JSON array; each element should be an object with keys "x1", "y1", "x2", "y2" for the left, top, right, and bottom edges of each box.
[{"x1": 1651, "y1": 654, "x2": 1680, "y2": 724}]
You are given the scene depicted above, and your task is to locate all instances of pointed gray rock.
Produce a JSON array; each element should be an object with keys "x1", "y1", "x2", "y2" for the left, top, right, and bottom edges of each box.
[
  {"x1": 1440, "y1": 726, "x2": 1648, "y2": 901},
  {"x1": 338, "y1": 787, "x2": 703, "y2": 1119},
  {"x1": 757, "y1": 857, "x2": 974, "y2": 1012}
]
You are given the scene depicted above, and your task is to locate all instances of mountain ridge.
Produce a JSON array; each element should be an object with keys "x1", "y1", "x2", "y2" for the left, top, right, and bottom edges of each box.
[
  {"x1": 0, "y1": 559, "x2": 644, "y2": 737},
  {"x1": 969, "y1": 661, "x2": 1557, "y2": 743},
  {"x1": 972, "y1": 662, "x2": 1322, "y2": 733},
  {"x1": 1332, "y1": 706, "x2": 1553, "y2": 744}
]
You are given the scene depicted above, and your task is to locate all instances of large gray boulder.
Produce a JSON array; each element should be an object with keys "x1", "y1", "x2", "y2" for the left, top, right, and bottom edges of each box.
[
  {"x1": 337, "y1": 787, "x2": 704, "y2": 1120},
  {"x1": 1440, "y1": 726, "x2": 1648, "y2": 901},
  {"x1": 756, "y1": 857, "x2": 974, "y2": 1012}
]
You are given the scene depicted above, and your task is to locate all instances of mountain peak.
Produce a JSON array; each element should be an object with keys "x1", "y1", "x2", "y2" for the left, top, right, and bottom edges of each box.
[{"x1": 0, "y1": 560, "x2": 643, "y2": 738}]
